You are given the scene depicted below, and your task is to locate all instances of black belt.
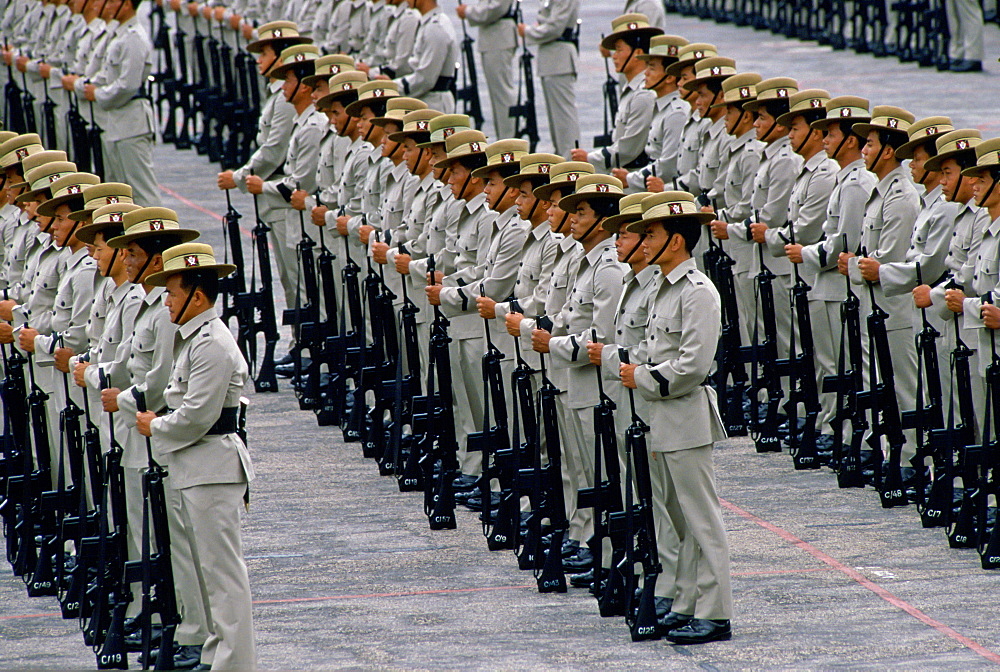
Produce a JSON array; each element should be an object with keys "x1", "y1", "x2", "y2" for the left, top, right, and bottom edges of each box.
[
  {"x1": 622, "y1": 150, "x2": 651, "y2": 171},
  {"x1": 164, "y1": 406, "x2": 239, "y2": 435},
  {"x1": 501, "y1": 3, "x2": 517, "y2": 19},
  {"x1": 555, "y1": 26, "x2": 579, "y2": 49},
  {"x1": 432, "y1": 76, "x2": 456, "y2": 93}
]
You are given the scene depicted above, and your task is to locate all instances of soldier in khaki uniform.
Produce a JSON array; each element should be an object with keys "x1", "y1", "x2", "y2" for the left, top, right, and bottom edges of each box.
[
  {"x1": 456, "y1": 1, "x2": 518, "y2": 138},
  {"x1": 137, "y1": 242, "x2": 256, "y2": 671},
  {"x1": 620, "y1": 191, "x2": 732, "y2": 644}
]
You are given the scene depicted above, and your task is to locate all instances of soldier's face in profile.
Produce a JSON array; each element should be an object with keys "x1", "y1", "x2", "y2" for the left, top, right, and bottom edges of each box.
[
  {"x1": 312, "y1": 79, "x2": 330, "y2": 108},
  {"x1": 125, "y1": 242, "x2": 151, "y2": 284},
  {"x1": 644, "y1": 58, "x2": 669, "y2": 90},
  {"x1": 403, "y1": 139, "x2": 424, "y2": 174},
  {"x1": 616, "y1": 230, "x2": 645, "y2": 264},
  {"x1": 546, "y1": 189, "x2": 567, "y2": 233},
  {"x1": 571, "y1": 202, "x2": 598, "y2": 241},
  {"x1": 448, "y1": 161, "x2": 474, "y2": 199},
  {"x1": 694, "y1": 84, "x2": 715, "y2": 117},
  {"x1": 754, "y1": 107, "x2": 784, "y2": 143},
  {"x1": 51, "y1": 204, "x2": 76, "y2": 248},
  {"x1": 909, "y1": 144, "x2": 933, "y2": 185},
  {"x1": 972, "y1": 174, "x2": 1000, "y2": 208},
  {"x1": 723, "y1": 104, "x2": 744, "y2": 136},
  {"x1": 677, "y1": 66, "x2": 696, "y2": 99},
  {"x1": 787, "y1": 116, "x2": 815, "y2": 155},
  {"x1": 611, "y1": 40, "x2": 633, "y2": 74},
  {"x1": 940, "y1": 158, "x2": 972, "y2": 203},
  {"x1": 257, "y1": 46, "x2": 277, "y2": 76},
  {"x1": 515, "y1": 180, "x2": 538, "y2": 220}
]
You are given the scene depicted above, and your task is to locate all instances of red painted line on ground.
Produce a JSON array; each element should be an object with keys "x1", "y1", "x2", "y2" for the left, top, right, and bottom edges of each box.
[
  {"x1": 720, "y1": 497, "x2": 1000, "y2": 665},
  {"x1": 0, "y1": 611, "x2": 61, "y2": 621},
  {"x1": 732, "y1": 567, "x2": 833, "y2": 577},
  {"x1": 251, "y1": 584, "x2": 534, "y2": 606},
  {"x1": 158, "y1": 183, "x2": 225, "y2": 223}
]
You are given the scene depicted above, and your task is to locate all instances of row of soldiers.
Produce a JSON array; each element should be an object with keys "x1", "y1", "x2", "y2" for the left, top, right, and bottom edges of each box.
[{"x1": 0, "y1": 136, "x2": 257, "y2": 667}]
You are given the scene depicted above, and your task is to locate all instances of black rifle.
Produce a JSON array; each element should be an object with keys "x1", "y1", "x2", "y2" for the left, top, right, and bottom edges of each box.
[
  {"x1": 900, "y1": 262, "x2": 945, "y2": 524},
  {"x1": 203, "y1": 17, "x2": 225, "y2": 163},
  {"x1": 14, "y1": 350, "x2": 52, "y2": 586},
  {"x1": 219, "y1": 190, "x2": 249, "y2": 359},
  {"x1": 783, "y1": 226, "x2": 821, "y2": 470},
  {"x1": 88, "y1": 99, "x2": 105, "y2": 180},
  {"x1": 238, "y1": 183, "x2": 279, "y2": 393},
  {"x1": 122, "y1": 391, "x2": 179, "y2": 671},
  {"x1": 392, "y1": 247, "x2": 423, "y2": 492},
  {"x1": 977, "y1": 299, "x2": 1000, "y2": 569},
  {"x1": 191, "y1": 15, "x2": 215, "y2": 157},
  {"x1": 468, "y1": 284, "x2": 512, "y2": 549},
  {"x1": 281, "y1": 185, "x2": 321, "y2": 410},
  {"x1": 173, "y1": 20, "x2": 194, "y2": 149},
  {"x1": 20, "y1": 69, "x2": 37, "y2": 134},
  {"x1": 822, "y1": 236, "x2": 866, "y2": 486},
  {"x1": 921, "y1": 0, "x2": 951, "y2": 70},
  {"x1": 66, "y1": 93, "x2": 92, "y2": 172},
  {"x1": 576, "y1": 330, "x2": 625, "y2": 614},
  {"x1": 618, "y1": 349, "x2": 660, "y2": 641},
  {"x1": 712, "y1": 240, "x2": 749, "y2": 436},
  {"x1": 594, "y1": 35, "x2": 618, "y2": 149},
  {"x1": 357, "y1": 228, "x2": 395, "y2": 468},
  {"x1": 41, "y1": 80, "x2": 57, "y2": 150},
  {"x1": 508, "y1": 0, "x2": 539, "y2": 151},
  {"x1": 371, "y1": 234, "x2": 400, "y2": 475},
  {"x1": 535, "y1": 352, "x2": 567, "y2": 593},
  {"x1": 862, "y1": 259, "x2": 908, "y2": 508},
  {"x1": 510, "y1": 338, "x2": 543, "y2": 571},
  {"x1": 748, "y1": 237, "x2": 783, "y2": 453},
  {"x1": 312, "y1": 196, "x2": 345, "y2": 426},
  {"x1": 150, "y1": 2, "x2": 178, "y2": 145},
  {"x1": 425, "y1": 256, "x2": 459, "y2": 530},
  {"x1": 340, "y1": 217, "x2": 367, "y2": 443},
  {"x1": 4, "y1": 60, "x2": 27, "y2": 133},
  {"x1": 0, "y1": 316, "x2": 30, "y2": 568},
  {"x1": 942, "y1": 306, "x2": 980, "y2": 548},
  {"x1": 456, "y1": 18, "x2": 484, "y2": 130}
]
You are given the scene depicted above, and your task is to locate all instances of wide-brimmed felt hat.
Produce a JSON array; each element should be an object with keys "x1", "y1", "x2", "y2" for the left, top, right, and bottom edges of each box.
[
  {"x1": 270, "y1": 44, "x2": 321, "y2": 80},
  {"x1": 603, "y1": 191, "x2": 652, "y2": 232},
  {"x1": 502, "y1": 153, "x2": 565, "y2": 189},
  {"x1": 0, "y1": 133, "x2": 44, "y2": 170},
  {"x1": 416, "y1": 114, "x2": 472, "y2": 149},
  {"x1": 11, "y1": 150, "x2": 67, "y2": 190},
  {"x1": 387, "y1": 109, "x2": 443, "y2": 143},
  {"x1": 809, "y1": 95, "x2": 870, "y2": 132},
  {"x1": 145, "y1": 242, "x2": 237, "y2": 287},
  {"x1": 36, "y1": 172, "x2": 101, "y2": 218},
  {"x1": 775, "y1": 89, "x2": 831, "y2": 127},
  {"x1": 558, "y1": 174, "x2": 625, "y2": 212},
  {"x1": 344, "y1": 80, "x2": 400, "y2": 118},
  {"x1": 682, "y1": 56, "x2": 737, "y2": 91},
  {"x1": 637, "y1": 35, "x2": 688, "y2": 63},
  {"x1": 600, "y1": 13, "x2": 664, "y2": 51},
  {"x1": 665, "y1": 42, "x2": 718, "y2": 78},
  {"x1": 432, "y1": 130, "x2": 489, "y2": 170},
  {"x1": 302, "y1": 54, "x2": 356, "y2": 87},
  {"x1": 107, "y1": 207, "x2": 201, "y2": 248},
  {"x1": 68, "y1": 182, "x2": 133, "y2": 221},
  {"x1": 924, "y1": 129, "x2": 982, "y2": 172},
  {"x1": 76, "y1": 202, "x2": 142, "y2": 245},
  {"x1": 15, "y1": 159, "x2": 77, "y2": 203},
  {"x1": 961, "y1": 137, "x2": 1000, "y2": 177},
  {"x1": 532, "y1": 161, "x2": 594, "y2": 201},
  {"x1": 471, "y1": 139, "x2": 530, "y2": 180},
  {"x1": 371, "y1": 97, "x2": 427, "y2": 128},
  {"x1": 0, "y1": 131, "x2": 16, "y2": 146},
  {"x1": 247, "y1": 21, "x2": 312, "y2": 54},
  {"x1": 711, "y1": 72, "x2": 761, "y2": 110},
  {"x1": 625, "y1": 191, "x2": 714, "y2": 233},
  {"x1": 852, "y1": 105, "x2": 914, "y2": 139},
  {"x1": 741, "y1": 77, "x2": 798, "y2": 114},
  {"x1": 895, "y1": 116, "x2": 955, "y2": 160},
  {"x1": 316, "y1": 71, "x2": 369, "y2": 110}
]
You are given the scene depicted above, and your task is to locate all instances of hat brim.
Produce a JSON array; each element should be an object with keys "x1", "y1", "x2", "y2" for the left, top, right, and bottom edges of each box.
[
  {"x1": 533, "y1": 179, "x2": 577, "y2": 202},
  {"x1": 851, "y1": 122, "x2": 908, "y2": 139},
  {"x1": 775, "y1": 108, "x2": 823, "y2": 128},
  {"x1": 301, "y1": 72, "x2": 334, "y2": 87},
  {"x1": 636, "y1": 53, "x2": 678, "y2": 64},
  {"x1": 471, "y1": 163, "x2": 518, "y2": 181},
  {"x1": 68, "y1": 204, "x2": 107, "y2": 221},
  {"x1": 316, "y1": 89, "x2": 360, "y2": 110},
  {"x1": 741, "y1": 98, "x2": 789, "y2": 114},
  {"x1": 389, "y1": 129, "x2": 429, "y2": 143},
  {"x1": 344, "y1": 96, "x2": 394, "y2": 118},
  {"x1": 433, "y1": 152, "x2": 485, "y2": 171},
  {"x1": 75, "y1": 220, "x2": 124, "y2": 245},
  {"x1": 665, "y1": 59, "x2": 699, "y2": 78},
  {"x1": 682, "y1": 72, "x2": 729, "y2": 92},
  {"x1": 625, "y1": 212, "x2": 714, "y2": 233},
  {"x1": 711, "y1": 97, "x2": 756, "y2": 111},
  {"x1": 145, "y1": 263, "x2": 238, "y2": 288},
  {"x1": 601, "y1": 27, "x2": 664, "y2": 51},
  {"x1": 924, "y1": 148, "x2": 976, "y2": 173},
  {"x1": 558, "y1": 191, "x2": 625, "y2": 212},
  {"x1": 246, "y1": 35, "x2": 311, "y2": 54},
  {"x1": 107, "y1": 228, "x2": 201, "y2": 249},
  {"x1": 36, "y1": 192, "x2": 87, "y2": 218},
  {"x1": 14, "y1": 186, "x2": 52, "y2": 204},
  {"x1": 602, "y1": 211, "x2": 642, "y2": 232},
  {"x1": 810, "y1": 115, "x2": 870, "y2": 132},
  {"x1": 961, "y1": 163, "x2": 997, "y2": 178},
  {"x1": 894, "y1": 135, "x2": 938, "y2": 161},
  {"x1": 503, "y1": 172, "x2": 548, "y2": 189},
  {"x1": 269, "y1": 60, "x2": 312, "y2": 80}
]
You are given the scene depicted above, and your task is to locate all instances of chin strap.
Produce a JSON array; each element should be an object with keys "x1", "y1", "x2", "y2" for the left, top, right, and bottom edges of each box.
[
  {"x1": 648, "y1": 233, "x2": 674, "y2": 265},
  {"x1": 576, "y1": 215, "x2": 606, "y2": 243},
  {"x1": 727, "y1": 108, "x2": 746, "y2": 136},
  {"x1": 132, "y1": 251, "x2": 155, "y2": 285},
  {"x1": 171, "y1": 281, "x2": 200, "y2": 325},
  {"x1": 103, "y1": 248, "x2": 119, "y2": 278},
  {"x1": 978, "y1": 170, "x2": 1000, "y2": 208},
  {"x1": 491, "y1": 185, "x2": 509, "y2": 211},
  {"x1": 622, "y1": 234, "x2": 645, "y2": 263},
  {"x1": 794, "y1": 128, "x2": 816, "y2": 154},
  {"x1": 867, "y1": 131, "x2": 890, "y2": 173}
]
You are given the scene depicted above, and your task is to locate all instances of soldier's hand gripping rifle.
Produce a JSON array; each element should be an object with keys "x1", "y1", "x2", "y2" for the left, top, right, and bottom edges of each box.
[
  {"x1": 594, "y1": 34, "x2": 619, "y2": 149},
  {"x1": 456, "y1": 18, "x2": 483, "y2": 130},
  {"x1": 861, "y1": 251, "x2": 909, "y2": 508},
  {"x1": 748, "y1": 228, "x2": 783, "y2": 453},
  {"x1": 535, "y1": 351, "x2": 567, "y2": 593},
  {"x1": 576, "y1": 330, "x2": 625, "y2": 614},
  {"x1": 782, "y1": 225, "x2": 821, "y2": 470},
  {"x1": 241, "y1": 178, "x2": 279, "y2": 393},
  {"x1": 123, "y1": 391, "x2": 179, "y2": 671},
  {"x1": 508, "y1": 0, "x2": 539, "y2": 151},
  {"x1": 900, "y1": 262, "x2": 944, "y2": 522},
  {"x1": 977, "y1": 298, "x2": 1000, "y2": 569},
  {"x1": 618, "y1": 349, "x2": 660, "y2": 641},
  {"x1": 822, "y1": 235, "x2": 866, "y2": 486},
  {"x1": 313, "y1": 194, "x2": 344, "y2": 426},
  {"x1": 425, "y1": 255, "x2": 459, "y2": 531},
  {"x1": 219, "y1": 189, "x2": 249, "y2": 360},
  {"x1": 469, "y1": 283, "x2": 512, "y2": 549}
]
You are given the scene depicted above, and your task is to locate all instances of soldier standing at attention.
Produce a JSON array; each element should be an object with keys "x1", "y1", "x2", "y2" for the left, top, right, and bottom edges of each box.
[
  {"x1": 456, "y1": 0, "x2": 518, "y2": 139},
  {"x1": 620, "y1": 191, "x2": 732, "y2": 644},
  {"x1": 518, "y1": 0, "x2": 580, "y2": 157},
  {"x1": 380, "y1": 0, "x2": 459, "y2": 114},
  {"x1": 137, "y1": 242, "x2": 256, "y2": 671}
]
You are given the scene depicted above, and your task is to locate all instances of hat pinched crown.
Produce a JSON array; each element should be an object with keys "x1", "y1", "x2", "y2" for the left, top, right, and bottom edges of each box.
[
  {"x1": 388, "y1": 109, "x2": 443, "y2": 142},
  {"x1": 418, "y1": 114, "x2": 473, "y2": 148},
  {"x1": 503, "y1": 153, "x2": 565, "y2": 188},
  {"x1": 715, "y1": 72, "x2": 762, "y2": 108},
  {"x1": 471, "y1": 139, "x2": 530, "y2": 179},
  {"x1": 345, "y1": 80, "x2": 401, "y2": 117},
  {"x1": 853, "y1": 105, "x2": 915, "y2": 138},
  {"x1": 895, "y1": 116, "x2": 955, "y2": 160},
  {"x1": 558, "y1": 174, "x2": 625, "y2": 212},
  {"x1": 775, "y1": 89, "x2": 831, "y2": 127},
  {"x1": 0, "y1": 133, "x2": 44, "y2": 169},
  {"x1": 961, "y1": 137, "x2": 1000, "y2": 177},
  {"x1": 145, "y1": 242, "x2": 238, "y2": 287},
  {"x1": 302, "y1": 54, "x2": 356, "y2": 86},
  {"x1": 667, "y1": 43, "x2": 719, "y2": 77},
  {"x1": 600, "y1": 13, "x2": 664, "y2": 50},
  {"x1": 638, "y1": 35, "x2": 689, "y2": 63},
  {"x1": 924, "y1": 129, "x2": 982, "y2": 172},
  {"x1": 809, "y1": 95, "x2": 871, "y2": 131},
  {"x1": 247, "y1": 21, "x2": 312, "y2": 53},
  {"x1": 683, "y1": 57, "x2": 737, "y2": 91},
  {"x1": 742, "y1": 77, "x2": 798, "y2": 113},
  {"x1": 532, "y1": 161, "x2": 595, "y2": 200},
  {"x1": 604, "y1": 191, "x2": 653, "y2": 231}
]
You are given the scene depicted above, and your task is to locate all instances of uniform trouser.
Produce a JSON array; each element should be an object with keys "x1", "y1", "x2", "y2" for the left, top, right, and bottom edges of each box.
[
  {"x1": 734, "y1": 269, "x2": 756, "y2": 355},
  {"x1": 175, "y1": 482, "x2": 256, "y2": 670},
  {"x1": 811, "y1": 299, "x2": 842, "y2": 435},
  {"x1": 481, "y1": 48, "x2": 517, "y2": 139},
  {"x1": 647, "y1": 449, "x2": 683, "y2": 599},
  {"x1": 166, "y1": 481, "x2": 211, "y2": 646},
  {"x1": 562, "y1": 405, "x2": 596, "y2": 545},
  {"x1": 540, "y1": 73, "x2": 579, "y2": 158},
  {"x1": 269, "y1": 214, "x2": 305, "y2": 320},
  {"x1": 945, "y1": 0, "x2": 985, "y2": 60},
  {"x1": 651, "y1": 444, "x2": 733, "y2": 620},
  {"x1": 452, "y1": 335, "x2": 485, "y2": 476},
  {"x1": 103, "y1": 133, "x2": 162, "y2": 208}
]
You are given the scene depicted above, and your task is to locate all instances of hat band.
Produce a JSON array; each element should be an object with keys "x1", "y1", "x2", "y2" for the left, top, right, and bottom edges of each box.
[
  {"x1": 698, "y1": 65, "x2": 737, "y2": 78},
  {"x1": 29, "y1": 171, "x2": 71, "y2": 191},
  {"x1": 96, "y1": 209, "x2": 129, "y2": 225},
  {"x1": 165, "y1": 252, "x2": 216, "y2": 272},
  {"x1": 579, "y1": 184, "x2": 622, "y2": 196},
  {"x1": 645, "y1": 200, "x2": 699, "y2": 218},
  {"x1": 829, "y1": 106, "x2": 869, "y2": 120},
  {"x1": 870, "y1": 115, "x2": 911, "y2": 132},
  {"x1": 53, "y1": 183, "x2": 88, "y2": 199},
  {"x1": 520, "y1": 162, "x2": 553, "y2": 175},
  {"x1": 85, "y1": 194, "x2": 132, "y2": 209},
  {"x1": 940, "y1": 138, "x2": 980, "y2": 154},
  {"x1": 125, "y1": 219, "x2": 179, "y2": 235},
  {"x1": 791, "y1": 99, "x2": 827, "y2": 114},
  {"x1": 489, "y1": 151, "x2": 525, "y2": 166}
]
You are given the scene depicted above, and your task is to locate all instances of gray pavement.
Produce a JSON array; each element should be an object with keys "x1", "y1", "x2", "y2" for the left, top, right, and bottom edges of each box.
[{"x1": 4, "y1": 4, "x2": 1000, "y2": 670}]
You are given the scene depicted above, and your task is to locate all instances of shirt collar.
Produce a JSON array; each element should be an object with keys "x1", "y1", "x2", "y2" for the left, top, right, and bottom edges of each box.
[
  {"x1": 665, "y1": 257, "x2": 697, "y2": 284},
  {"x1": 584, "y1": 236, "x2": 615, "y2": 266},
  {"x1": 110, "y1": 279, "x2": 133, "y2": 302},
  {"x1": 464, "y1": 191, "x2": 487, "y2": 214},
  {"x1": 636, "y1": 264, "x2": 659, "y2": 288},
  {"x1": 656, "y1": 89, "x2": 680, "y2": 110},
  {"x1": 624, "y1": 70, "x2": 646, "y2": 93},
  {"x1": 708, "y1": 116, "x2": 726, "y2": 138},
  {"x1": 803, "y1": 149, "x2": 829, "y2": 172},
  {"x1": 922, "y1": 183, "x2": 944, "y2": 206},
  {"x1": 532, "y1": 220, "x2": 550, "y2": 239},
  {"x1": 875, "y1": 165, "x2": 908, "y2": 196},
  {"x1": 838, "y1": 158, "x2": 865, "y2": 181},
  {"x1": 143, "y1": 284, "x2": 165, "y2": 306},
  {"x1": 178, "y1": 307, "x2": 217, "y2": 340},
  {"x1": 763, "y1": 134, "x2": 790, "y2": 159},
  {"x1": 559, "y1": 233, "x2": 579, "y2": 252}
]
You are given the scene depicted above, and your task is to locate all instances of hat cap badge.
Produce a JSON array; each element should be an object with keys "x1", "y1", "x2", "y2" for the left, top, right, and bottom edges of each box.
[
  {"x1": 15, "y1": 148, "x2": 27, "y2": 159},
  {"x1": 887, "y1": 118, "x2": 898, "y2": 129},
  {"x1": 810, "y1": 99, "x2": 823, "y2": 108},
  {"x1": 956, "y1": 139, "x2": 969, "y2": 149},
  {"x1": 342, "y1": 83, "x2": 352, "y2": 90},
  {"x1": 667, "y1": 46, "x2": 677, "y2": 55},
  {"x1": 668, "y1": 203, "x2": 683, "y2": 214},
  {"x1": 595, "y1": 183, "x2": 610, "y2": 193},
  {"x1": 710, "y1": 66, "x2": 722, "y2": 75},
  {"x1": 443, "y1": 127, "x2": 456, "y2": 138},
  {"x1": 739, "y1": 86, "x2": 750, "y2": 98},
  {"x1": 149, "y1": 220, "x2": 165, "y2": 231},
  {"x1": 373, "y1": 88, "x2": 384, "y2": 97},
  {"x1": 106, "y1": 196, "x2": 119, "y2": 204},
  {"x1": 293, "y1": 53, "x2": 306, "y2": 62},
  {"x1": 925, "y1": 126, "x2": 938, "y2": 135},
  {"x1": 539, "y1": 164, "x2": 550, "y2": 173},
  {"x1": 184, "y1": 255, "x2": 200, "y2": 267},
  {"x1": 500, "y1": 152, "x2": 514, "y2": 163},
  {"x1": 67, "y1": 185, "x2": 82, "y2": 194},
  {"x1": 776, "y1": 88, "x2": 787, "y2": 97},
  {"x1": 627, "y1": 22, "x2": 638, "y2": 29},
  {"x1": 840, "y1": 108, "x2": 852, "y2": 117},
  {"x1": 568, "y1": 172, "x2": 579, "y2": 181},
  {"x1": 49, "y1": 173, "x2": 62, "y2": 183},
  {"x1": 469, "y1": 141, "x2": 481, "y2": 152},
  {"x1": 693, "y1": 50, "x2": 703, "y2": 58},
  {"x1": 416, "y1": 120, "x2": 429, "y2": 130},
  {"x1": 110, "y1": 212, "x2": 123, "y2": 222},
  {"x1": 272, "y1": 28, "x2": 282, "y2": 37}
]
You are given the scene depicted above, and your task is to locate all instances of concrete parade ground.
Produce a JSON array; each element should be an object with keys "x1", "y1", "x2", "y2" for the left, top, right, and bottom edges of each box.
[{"x1": 4, "y1": 3, "x2": 1000, "y2": 669}]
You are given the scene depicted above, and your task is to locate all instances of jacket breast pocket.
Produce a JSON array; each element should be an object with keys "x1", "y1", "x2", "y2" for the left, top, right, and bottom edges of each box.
[{"x1": 648, "y1": 316, "x2": 682, "y2": 359}]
